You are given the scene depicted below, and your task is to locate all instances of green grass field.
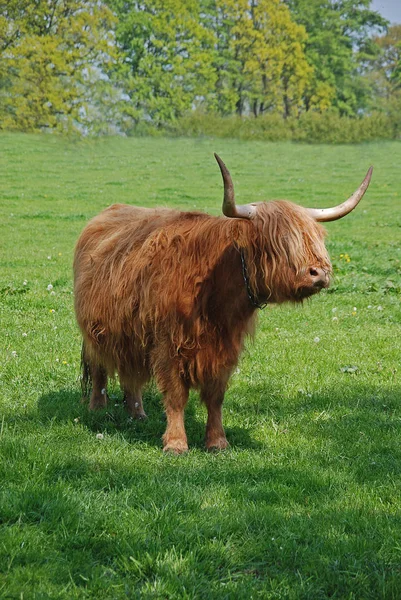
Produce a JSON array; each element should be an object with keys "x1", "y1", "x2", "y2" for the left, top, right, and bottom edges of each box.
[{"x1": 1, "y1": 133, "x2": 400, "y2": 599}]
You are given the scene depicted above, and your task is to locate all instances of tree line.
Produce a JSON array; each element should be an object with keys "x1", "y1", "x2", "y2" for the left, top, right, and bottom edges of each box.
[{"x1": 0, "y1": 0, "x2": 400, "y2": 137}]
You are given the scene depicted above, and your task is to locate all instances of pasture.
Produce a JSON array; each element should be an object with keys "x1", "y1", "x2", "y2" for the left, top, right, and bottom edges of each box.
[{"x1": 1, "y1": 133, "x2": 400, "y2": 599}]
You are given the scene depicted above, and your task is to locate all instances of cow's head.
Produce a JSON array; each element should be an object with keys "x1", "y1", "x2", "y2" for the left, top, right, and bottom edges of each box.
[{"x1": 214, "y1": 154, "x2": 373, "y2": 304}]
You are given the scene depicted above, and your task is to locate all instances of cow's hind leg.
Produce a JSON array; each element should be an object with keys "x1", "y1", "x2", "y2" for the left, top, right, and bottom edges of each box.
[
  {"x1": 81, "y1": 344, "x2": 108, "y2": 410},
  {"x1": 89, "y1": 363, "x2": 109, "y2": 410},
  {"x1": 124, "y1": 388, "x2": 147, "y2": 420},
  {"x1": 201, "y1": 379, "x2": 229, "y2": 451}
]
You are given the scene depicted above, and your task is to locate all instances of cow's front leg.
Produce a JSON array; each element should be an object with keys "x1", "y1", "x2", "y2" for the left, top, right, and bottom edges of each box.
[
  {"x1": 159, "y1": 374, "x2": 189, "y2": 453},
  {"x1": 201, "y1": 379, "x2": 229, "y2": 451}
]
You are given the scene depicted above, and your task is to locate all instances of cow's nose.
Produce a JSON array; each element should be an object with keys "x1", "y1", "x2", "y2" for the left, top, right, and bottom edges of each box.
[{"x1": 309, "y1": 267, "x2": 329, "y2": 289}]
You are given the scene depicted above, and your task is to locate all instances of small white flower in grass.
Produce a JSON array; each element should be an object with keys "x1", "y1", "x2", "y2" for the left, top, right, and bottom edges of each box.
[
  {"x1": 377, "y1": 305, "x2": 383, "y2": 311},
  {"x1": 11, "y1": 350, "x2": 17, "y2": 357},
  {"x1": 332, "y1": 317, "x2": 338, "y2": 322},
  {"x1": 96, "y1": 433, "x2": 104, "y2": 440},
  {"x1": 313, "y1": 337, "x2": 320, "y2": 343},
  {"x1": 47, "y1": 284, "x2": 53, "y2": 291},
  {"x1": 332, "y1": 307, "x2": 337, "y2": 313},
  {"x1": 23, "y1": 280, "x2": 27, "y2": 286},
  {"x1": 73, "y1": 417, "x2": 80, "y2": 423},
  {"x1": 353, "y1": 307, "x2": 357, "y2": 312},
  {"x1": 47, "y1": 256, "x2": 51, "y2": 260},
  {"x1": 22, "y1": 332, "x2": 27, "y2": 337},
  {"x1": 341, "y1": 365, "x2": 359, "y2": 374},
  {"x1": 368, "y1": 305, "x2": 372, "y2": 309},
  {"x1": 50, "y1": 290, "x2": 55, "y2": 296}
]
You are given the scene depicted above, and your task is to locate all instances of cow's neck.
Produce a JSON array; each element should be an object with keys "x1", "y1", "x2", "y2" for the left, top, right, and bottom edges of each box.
[{"x1": 204, "y1": 244, "x2": 259, "y2": 326}]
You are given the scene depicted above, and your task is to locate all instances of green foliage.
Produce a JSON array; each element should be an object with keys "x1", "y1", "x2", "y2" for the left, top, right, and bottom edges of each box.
[
  {"x1": 0, "y1": 0, "x2": 399, "y2": 135},
  {"x1": 291, "y1": 110, "x2": 397, "y2": 142},
  {"x1": 0, "y1": 0, "x2": 117, "y2": 133},
  {"x1": 145, "y1": 109, "x2": 400, "y2": 143},
  {"x1": 366, "y1": 25, "x2": 401, "y2": 134},
  {"x1": 198, "y1": 0, "x2": 314, "y2": 118},
  {"x1": 284, "y1": 0, "x2": 388, "y2": 115},
  {"x1": 109, "y1": 0, "x2": 390, "y2": 128},
  {"x1": 1, "y1": 133, "x2": 401, "y2": 597},
  {"x1": 111, "y1": 0, "x2": 316, "y2": 123},
  {"x1": 110, "y1": 0, "x2": 217, "y2": 126}
]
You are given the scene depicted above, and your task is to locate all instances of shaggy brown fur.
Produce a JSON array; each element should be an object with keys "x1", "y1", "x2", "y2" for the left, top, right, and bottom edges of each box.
[{"x1": 74, "y1": 200, "x2": 331, "y2": 452}]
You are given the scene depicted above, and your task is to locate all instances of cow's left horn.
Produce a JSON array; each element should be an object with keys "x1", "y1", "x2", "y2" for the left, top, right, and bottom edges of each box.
[
  {"x1": 214, "y1": 153, "x2": 257, "y2": 219},
  {"x1": 307, "y1": 166, "x2": 373, "y2": 222}
]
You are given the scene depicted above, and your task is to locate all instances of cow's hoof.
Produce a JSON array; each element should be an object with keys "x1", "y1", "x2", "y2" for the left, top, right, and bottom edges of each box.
[
  {"x1": 135, "y1": 412, "x2": 147, "y2": 420},
  {"x1": 206, "y1": 437, "x2": 229, "y2": 451},
  {"x1": 89, "y1": 393, "x2": 108, "y2": 410},
  {"x1": 163, "y1": 440, "x2": 189, "y2": 454},
  {"x1": 130, "y1": 410, "x2": 147, "y2": 420}
]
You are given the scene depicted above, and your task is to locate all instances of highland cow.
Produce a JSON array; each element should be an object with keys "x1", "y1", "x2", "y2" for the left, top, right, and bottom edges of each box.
[{"x1": 74, "y1": 155, "x2": 372, "y2": 453}]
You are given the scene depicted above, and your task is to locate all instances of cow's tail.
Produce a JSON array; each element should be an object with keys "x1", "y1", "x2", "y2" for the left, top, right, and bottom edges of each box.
[{"x1": 80, "y1": 342, "x2": 91, "y2": 400}]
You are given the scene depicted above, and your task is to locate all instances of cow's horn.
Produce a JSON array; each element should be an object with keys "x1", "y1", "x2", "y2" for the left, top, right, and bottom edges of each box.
[
  {"x1": 214, "y1": 153, "x2": 257, "y2": 219},
  {"x1": 307, "y1": 166, "x2": 373, "y2": 222}
]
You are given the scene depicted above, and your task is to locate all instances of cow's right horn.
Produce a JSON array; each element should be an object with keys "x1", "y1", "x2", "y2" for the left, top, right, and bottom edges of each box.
[{"x1": 214, "y1": 153, "x2": 257, "y2": 220}]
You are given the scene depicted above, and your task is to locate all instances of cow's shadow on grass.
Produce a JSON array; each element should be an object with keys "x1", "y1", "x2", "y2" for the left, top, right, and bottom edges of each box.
[
  {"x1": 37, "y1": 383, "x2": 260, "y2": 450},
  {"x1": 37, "y1": 375, "x2": 400, "y2": 465}
]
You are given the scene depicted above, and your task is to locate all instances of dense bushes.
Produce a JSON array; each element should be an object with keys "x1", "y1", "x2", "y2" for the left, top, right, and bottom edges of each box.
[{"x1": 129, "y1": 110, "x2": 401, "y2": 144}]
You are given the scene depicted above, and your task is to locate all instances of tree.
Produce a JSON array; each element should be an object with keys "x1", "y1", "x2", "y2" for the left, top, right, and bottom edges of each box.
[
  {"x1": 284, "y1": 0, "x2": 388, "y2": 115},
  {"x1": 370, "y1": 25, "x2": 401, "y2": 96},
  {"x1": 201, "y1": 0, "x2": 316, "y2": 117},
  {"x1": 0, "y1": 0, "x2": 117, "y2": 132},
  {"x1": 365, "y1": 25, "x2": 401, "y2": 133},
  {"x1": 109, "y1": 0, "x2": 217, "y2": 126},
  {"x1": 109, "y1": 0, "x2": 318, "y2": 123}
]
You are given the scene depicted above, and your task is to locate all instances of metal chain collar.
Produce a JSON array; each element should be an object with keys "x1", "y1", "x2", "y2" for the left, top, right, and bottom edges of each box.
[{"x1": 239, "y1": 248, "x2": 268, "y2": 310}]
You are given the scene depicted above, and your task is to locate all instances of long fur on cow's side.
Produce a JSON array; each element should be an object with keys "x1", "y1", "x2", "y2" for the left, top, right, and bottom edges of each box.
[{"x1": 74, "y1": 199, "x2": 331, "y2": 450}]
